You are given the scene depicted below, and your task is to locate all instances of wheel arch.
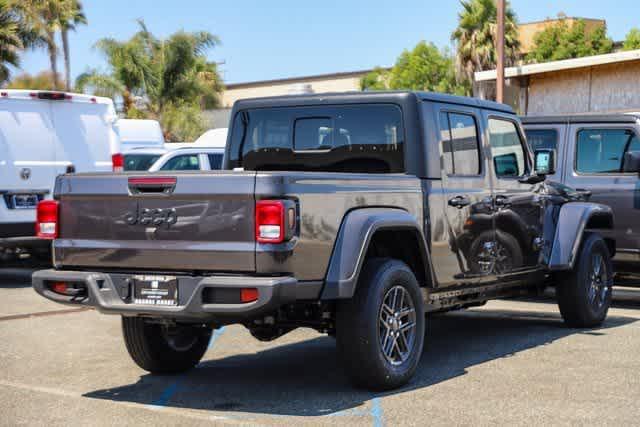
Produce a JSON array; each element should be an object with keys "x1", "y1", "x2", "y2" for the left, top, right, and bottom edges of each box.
[
  {"x1": 320, "y1": 208, "x2": 433, "y2": 299},
  {"x1": 548, "y1": 202, "x2": 615, "y2": 271}
]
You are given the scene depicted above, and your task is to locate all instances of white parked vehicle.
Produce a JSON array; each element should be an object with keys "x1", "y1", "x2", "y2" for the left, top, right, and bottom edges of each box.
[
  {"x1": 0, "y1": 90, "x2": 120, "y2": 259},
  {"x1": 166, "y1": 128, "x2": 228, "y2": 150},
  {"x1": 115, "y1": 119, "x2": 165, "y2": 151},
  {"x1": 123, "y1": 147, "x2": 168, "y2": 171},
  {"x1": 148, "y1": 147, "x2": 224, "y2": 171}
]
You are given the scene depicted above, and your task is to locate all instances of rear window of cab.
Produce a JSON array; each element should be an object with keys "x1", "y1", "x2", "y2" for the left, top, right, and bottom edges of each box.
[{"x1": 227, "y1": 104, "x2": 404, "y2": 173}]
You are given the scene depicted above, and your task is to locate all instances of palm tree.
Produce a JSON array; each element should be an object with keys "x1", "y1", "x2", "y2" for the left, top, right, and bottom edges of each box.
[
  {"x1": 77, "y1": 22, "x2": 223, "y2": 141},
  {"x1": 12, "y1": 0, "x2": 63, "y2": 89},
  {"x1": 59, "y1": 0, "x2": 86, "y2": 90},
  {"x1": 451, "y1": 0, "x2": 520, "y2": 85},
  {"x1": 0, "y1": 0, "x2": 24, "y2": 84}
]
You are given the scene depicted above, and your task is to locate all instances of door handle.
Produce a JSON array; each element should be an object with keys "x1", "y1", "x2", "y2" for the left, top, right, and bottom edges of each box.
[
  {"x1": 575, "y1": 188, "x2": 593, "y2": 199},
  {"x1": 448, "y1": 195, "x2": 471, "y2": 209},
  {"x1": 494, "y1": 195, "x2": 511, "y2": 207}
]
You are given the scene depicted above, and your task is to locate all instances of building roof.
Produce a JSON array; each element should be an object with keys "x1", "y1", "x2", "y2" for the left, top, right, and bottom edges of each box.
[
  {"x1": 475, "y1": 49, "x2": 640, "y2": 82},
  {"x1": 225, "y1": 68, "x2": 390, "y2": 90},
  {"x1": 232, "y1": 91, "x2": 514, "y2": 114}
]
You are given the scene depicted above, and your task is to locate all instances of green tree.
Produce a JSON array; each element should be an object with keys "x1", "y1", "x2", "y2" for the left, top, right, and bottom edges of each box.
[
  {"x1": 58, "y1": 0, "x2": 86, "y2": 91},
  {"x1": 0, "y1": 0, "x2": 24, "y2": 84},
  {"x1": 12, "y1": 0, "x2": 65, "y2": 89},
  {"x1": 451, "y1": 0, "x2": 520, "y2": 84},
  {"x1": 528, "y1": 19, "x2": 613, "y2": 62},
  {"x1": 360, "y1": 42, "x2": 468, "y2": 95},
  {"x1": 7, "y1": 70, "x2": 61, "y2": 89},
  {"x1": 622, "y1": 28, "x2": 640, "y2": 51},
  {"x1": 77, "y1": 21, "x2": 224, "y2": 141}
]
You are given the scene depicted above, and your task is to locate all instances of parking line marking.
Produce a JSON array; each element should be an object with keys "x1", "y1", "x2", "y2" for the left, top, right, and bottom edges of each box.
[
  {"x1": 149, "y1": 326, "x2": 226, "y2": 410},
  {"x1": 208, "y1": 326, "x2": 226, "y2": 349},
  {"x1": 371, "y1": 397, "x2": 384, "y2": 427},
  {"x1": 0, "y1": 307, "x2": 90, "y2": 322}
]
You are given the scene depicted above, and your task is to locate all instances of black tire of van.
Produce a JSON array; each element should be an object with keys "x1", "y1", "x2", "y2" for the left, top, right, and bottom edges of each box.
[
  {"x1": 336, "y1": 258, "x2": 425, "y2": 390},
  {"x1": 556, "y1": 233, "x2": 613, "y2": 328},
  {"x1": 122, "y1": 317, "x2": 212, "y2": 373}
]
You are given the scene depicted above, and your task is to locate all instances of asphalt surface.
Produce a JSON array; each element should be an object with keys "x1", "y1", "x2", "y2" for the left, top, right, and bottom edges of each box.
[{"x1": 2, "y1": 268, "x2": 640, "y2": 426}]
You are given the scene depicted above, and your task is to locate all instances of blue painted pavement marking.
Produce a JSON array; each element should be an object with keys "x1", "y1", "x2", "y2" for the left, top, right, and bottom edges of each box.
[
  {"x1": 148, "y1": 326, "x2": 226, "y2": 409},
  {"x1": 208, "y1": 326, "x2": 226, "y2": 349},
  {"x1": 371, "y1": 397, "x2": 385, "y2": 427}
]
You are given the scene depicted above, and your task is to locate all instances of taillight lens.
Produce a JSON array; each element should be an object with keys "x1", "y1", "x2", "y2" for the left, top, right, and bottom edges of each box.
[
  {"x1": 112, "y1": 153, "x2": 124, "y2": 172},
  {"x1": 255, "y1": 200, "x2": 285, "y2": 243},
  {"x1": 36, "y1": 200, "x2": 59, "y2": 239}
]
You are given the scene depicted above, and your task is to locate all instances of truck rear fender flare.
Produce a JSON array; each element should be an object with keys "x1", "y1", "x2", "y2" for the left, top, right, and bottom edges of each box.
[
  {"x1": 548, "y1": 202, "x2": 614, "y2": 271},
  {"x1": 321, "y1": 208, "x2": 432, "y2": 299}
]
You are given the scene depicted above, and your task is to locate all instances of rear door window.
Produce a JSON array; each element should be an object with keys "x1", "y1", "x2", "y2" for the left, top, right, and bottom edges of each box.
[
  {"x1": 576, "y1": 129, "x2": 640, "y2": 174},
  {"x1": 207, "y1": 153, "x2": 223, "y2": 169},
  {"x1": 229, "y1": 104, "x2": 404, "y2": 173},
  {"x1": 439, "y1": 112, "x2": 481, "y2": 176}
]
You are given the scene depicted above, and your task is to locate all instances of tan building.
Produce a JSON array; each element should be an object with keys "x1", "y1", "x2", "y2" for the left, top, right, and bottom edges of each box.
[
  {"x1": 221, "y1": 69, "x2": 378, "y2": 108},
  {"x1": 474, "y1": 49, "x2": 640, "y2": 115},
  {"x1": 518, "y1": 17, "x2": 606, "y2": 54}
]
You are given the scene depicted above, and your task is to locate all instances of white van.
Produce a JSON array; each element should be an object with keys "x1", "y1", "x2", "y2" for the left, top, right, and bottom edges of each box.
[
  {"x1": 115, "y1": 119, "x2": 165, "y2": 150},
  {"x1": 0, "y1": 90, "x2": 120, "y2": 258}
]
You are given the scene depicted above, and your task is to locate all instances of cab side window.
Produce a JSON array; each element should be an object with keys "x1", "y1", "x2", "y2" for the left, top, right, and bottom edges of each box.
[
  {"x1": 160, "y1": 154, "x2": 200, "y2": 171},
  {"x1": 439, "y1": 111, "x2": 481, "y2": 176},
  {"x1": 576, "y1": 129, "x2": 640, "y2": 174},
  {"x1": 488, "y1": 119, "x2": 527, "y2": 178}
]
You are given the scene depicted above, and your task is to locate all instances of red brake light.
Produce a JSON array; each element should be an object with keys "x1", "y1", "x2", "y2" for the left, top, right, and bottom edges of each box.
[
  {"x1": 240, "y1": 288, "x2": 259, "y2": 303},
  {"x1": 36, "y1": 200, "x2": 59, "y2": 239},
  {"x1": 112, "y1": 153, "x2": 124, "y2": 172},
  {"x1": 51, "y1": 282, "x2": 68, "y2": 294},
  {"x1": 255, "y1": 200, "x2": 285, "y2": 243}
]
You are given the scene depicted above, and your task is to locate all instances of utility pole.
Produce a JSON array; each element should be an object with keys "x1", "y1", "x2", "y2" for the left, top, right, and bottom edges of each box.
[{"x1": 496, "y1": 0, "x2": 505, "y2": 103}]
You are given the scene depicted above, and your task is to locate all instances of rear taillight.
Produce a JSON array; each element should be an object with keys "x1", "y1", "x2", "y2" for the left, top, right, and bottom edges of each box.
[
  {"x1": 255, "y1": 200, "x2": 285, "y2": 243},
  {"x1": 36, "y1": 200, "x2": 59, "y2": 239},
  {"x1": 112, "y1": 153, "x2": 124, "y2": 172}
]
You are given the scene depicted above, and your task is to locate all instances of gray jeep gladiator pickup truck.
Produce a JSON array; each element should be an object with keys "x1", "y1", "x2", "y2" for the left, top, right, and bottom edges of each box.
[
  {"x1": 33, "y1": 92, "x2": 615, "y2": 390},
  {"x1": 523, "y1": 114, "x2": 640, "y2": 285}
]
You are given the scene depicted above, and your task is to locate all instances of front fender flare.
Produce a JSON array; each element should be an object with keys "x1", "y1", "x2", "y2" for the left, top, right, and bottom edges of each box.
[
  {"x1": 548, "y1": 202, "x2": 613, "y2": 271},
  {"x1": 320, "y1": 208, "x2": 429, "y2": 299}
]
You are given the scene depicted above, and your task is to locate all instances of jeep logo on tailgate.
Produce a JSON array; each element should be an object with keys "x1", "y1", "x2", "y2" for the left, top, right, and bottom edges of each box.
[{"x1": 125, "y1": 205, "x2": 178, "y2": 228}]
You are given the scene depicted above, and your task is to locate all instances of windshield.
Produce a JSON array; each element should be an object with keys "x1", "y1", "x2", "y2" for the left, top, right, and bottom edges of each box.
[
  {"x1": 228, "y1": 104, "x2": 404, "y2": 173},
  {"x1": 123, "y1": 154, "x2": 162, "y2": 171}
]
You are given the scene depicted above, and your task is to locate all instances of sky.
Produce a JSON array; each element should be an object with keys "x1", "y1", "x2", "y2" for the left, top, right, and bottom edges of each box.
[{"x1": 17, "y1": 0, "x2": 640, "y2": 85}]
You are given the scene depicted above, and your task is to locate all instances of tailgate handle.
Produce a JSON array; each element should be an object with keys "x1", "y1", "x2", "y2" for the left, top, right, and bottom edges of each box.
[{"x1": 128, "y1": 177, "x2": 177, "y2": 194}]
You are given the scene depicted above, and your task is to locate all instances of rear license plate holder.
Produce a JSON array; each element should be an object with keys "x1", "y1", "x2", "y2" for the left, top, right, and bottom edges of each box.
[
  {"x1": 133, "y1": 275, "x2": 178, "y2": 306},
  {"x1": 11, "y1": 194, "x2": 39, "y2": 209}
]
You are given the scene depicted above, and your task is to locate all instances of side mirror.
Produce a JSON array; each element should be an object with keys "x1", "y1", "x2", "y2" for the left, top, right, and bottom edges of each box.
[
  {"x1": 623, "y1": 151, "x2": 640, "y2": 174},
  {"x1": 534, "y1": 149, "x2": 556, "y2": 176}
]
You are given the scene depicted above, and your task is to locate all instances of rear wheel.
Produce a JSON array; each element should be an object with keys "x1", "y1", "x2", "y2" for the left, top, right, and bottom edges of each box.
[
  {"x1": 336, "y1": 258, "x2": 425, "y2": 390},
  {"x1": 556, "y1": 233, "x2": 613, "y2": 328},
  {"x1": 122, "y1": 317, "x2": 212, "y2": 373}
]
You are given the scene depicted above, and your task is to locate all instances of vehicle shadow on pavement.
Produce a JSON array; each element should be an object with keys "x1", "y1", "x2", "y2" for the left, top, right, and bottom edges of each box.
[{"x1": 83, "y1": 309, "x2": 636, "y2": 417}]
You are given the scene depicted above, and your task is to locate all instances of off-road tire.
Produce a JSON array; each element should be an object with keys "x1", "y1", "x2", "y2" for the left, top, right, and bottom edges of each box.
[
  {"x1": 336, "y1": 258, "x2": 425, "y2": 390},
  {"x1": 556, "y1": 233, "x2": 613, "y2": 328},
  {"x1": 122, "y1": 317, "x2": 212, "y2": 373}
]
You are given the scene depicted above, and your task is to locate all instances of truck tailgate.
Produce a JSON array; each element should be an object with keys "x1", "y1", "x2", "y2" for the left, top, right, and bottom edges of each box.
[{"x1": 53, "y1": 172, "x2": 256, "y2": 272}]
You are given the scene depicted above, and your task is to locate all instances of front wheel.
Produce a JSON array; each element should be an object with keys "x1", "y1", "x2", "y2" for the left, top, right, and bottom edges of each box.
[
  {"x1": 556, "y1": 233, "x2": 613, "y2": 328},
  {"x1": 336, "y1": 258, "x2": 425, "y2": 390},
  {"x1": 122, "y1": 317, "x2": 212, "y2": 373}
]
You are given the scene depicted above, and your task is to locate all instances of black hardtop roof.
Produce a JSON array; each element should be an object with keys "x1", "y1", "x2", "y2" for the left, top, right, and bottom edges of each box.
[
  {"x1": 521, "y1": 112, "x2": 640, "y2": 125},
  {"x1": 233, "y1": 91, "x2": 514, "y2": 114}
]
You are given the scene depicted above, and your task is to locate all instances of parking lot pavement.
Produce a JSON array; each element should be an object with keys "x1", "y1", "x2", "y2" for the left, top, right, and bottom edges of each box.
[{"x1": 3, "y1": 271, "x2": 640, "y2": 426}]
